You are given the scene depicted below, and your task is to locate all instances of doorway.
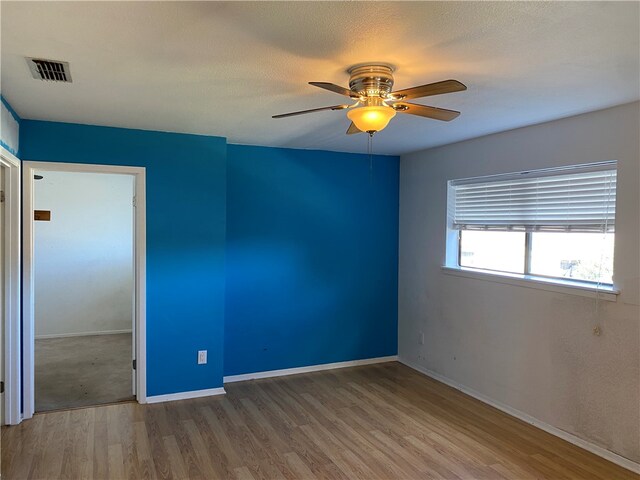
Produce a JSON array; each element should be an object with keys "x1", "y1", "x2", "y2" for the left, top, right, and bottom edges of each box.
[
  {"x1": 22, "y1": 162, "x2": 146, "y2": 418},
  {"x1": 35, "y1": 170, "x2": 135, "y2": 411}
]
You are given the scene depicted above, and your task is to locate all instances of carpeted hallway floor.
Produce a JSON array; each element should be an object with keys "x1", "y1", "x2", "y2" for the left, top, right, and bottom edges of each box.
[{"x1": 35, "y1": 333, "x2": 134, "y2": 412}]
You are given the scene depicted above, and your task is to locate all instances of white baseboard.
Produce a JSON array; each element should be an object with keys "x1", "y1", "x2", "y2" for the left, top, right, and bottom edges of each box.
[
  {"x1": 36, "y1": 329, "x2": 132, "y2": 340},
  {"x1": 398, "y1": 357, "x2": 640, "y2": 475},
  {"x1": 144, "y1": 356, "x2": 398, "y2": 405},
  {"x1": 145, "y1": 387, "x2": 226, "y2": 404},
  {"x1": 224, "y1": 355, "x2": 399, "y2": 383}
]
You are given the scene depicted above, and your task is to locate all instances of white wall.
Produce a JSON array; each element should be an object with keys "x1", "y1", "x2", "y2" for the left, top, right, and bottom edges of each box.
[
  {"x1": 399, "y1": 102, "x2": 639, "y2": 463},
  {"x1": 1, "y1": 99, "x2": 20, "y2": 156},
  {"x1": 34, "y1": 171, "x2": 134, "y2": 337}
]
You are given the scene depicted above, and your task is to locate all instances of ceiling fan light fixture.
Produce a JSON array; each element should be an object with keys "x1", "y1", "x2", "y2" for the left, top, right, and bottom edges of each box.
[{"x1": 347, "y1": 105, "x2": 396, "y2": 133}]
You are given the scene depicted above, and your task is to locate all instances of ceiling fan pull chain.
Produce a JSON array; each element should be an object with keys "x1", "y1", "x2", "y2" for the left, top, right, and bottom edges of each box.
[{"x1": 368, "y1": 132, "x2": 373, "y2": 182}]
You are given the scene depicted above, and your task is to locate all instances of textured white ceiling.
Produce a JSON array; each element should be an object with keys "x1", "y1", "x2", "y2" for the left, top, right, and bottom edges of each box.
[{"x1": 1, "y1": 1, "x2": 638, "y2": 155}]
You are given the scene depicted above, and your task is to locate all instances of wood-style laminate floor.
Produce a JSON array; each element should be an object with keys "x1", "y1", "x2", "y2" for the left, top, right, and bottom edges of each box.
[{"x1": 2, "y1": 362, "x2": 636, "y2": 480}]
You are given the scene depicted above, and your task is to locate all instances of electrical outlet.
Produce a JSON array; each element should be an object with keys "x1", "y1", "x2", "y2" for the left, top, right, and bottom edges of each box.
[
  {"x1": 198, "y1": 350, "x2": 207, "y2": 364},
  {"x1": 419, "y1": 332, "x2": 424, "y2": 345}
]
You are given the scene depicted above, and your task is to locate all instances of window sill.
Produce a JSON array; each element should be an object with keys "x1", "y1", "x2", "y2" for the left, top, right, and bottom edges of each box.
[{"x1": 441, "y1": 266, "x2": 619, "y2": 302}]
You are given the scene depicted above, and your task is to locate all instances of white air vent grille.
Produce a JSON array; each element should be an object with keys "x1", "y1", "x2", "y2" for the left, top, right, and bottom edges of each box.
[{"x1": 26, "y1": 58, "x2": 72, "y2": 82}]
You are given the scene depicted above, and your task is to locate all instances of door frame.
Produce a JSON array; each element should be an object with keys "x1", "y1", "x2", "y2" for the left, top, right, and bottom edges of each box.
[
  {"x1": 22, "y1": 161, "x2": 147, "y2": 419},
  {"x1": 1, "y1": 146, "x2": 21, "y2": 425}
]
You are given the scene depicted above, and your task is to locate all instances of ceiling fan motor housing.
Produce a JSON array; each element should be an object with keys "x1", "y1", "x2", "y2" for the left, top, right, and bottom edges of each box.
[{"x1": 347, "y1": 64, "x2": 395, "y2": 99}]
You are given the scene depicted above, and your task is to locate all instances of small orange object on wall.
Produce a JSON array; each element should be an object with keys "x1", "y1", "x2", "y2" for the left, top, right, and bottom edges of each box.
[{"x1": 34, "y1": 210, "x2": 51, "y2": 221}]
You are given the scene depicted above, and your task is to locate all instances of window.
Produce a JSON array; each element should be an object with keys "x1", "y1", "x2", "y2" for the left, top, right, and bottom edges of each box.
[
  {"x1": 459, "y1": 230, "x2": 525, "y2": 274},
  {"x1": 448, "y1": 162, "x2": 617, "y2": 286}
]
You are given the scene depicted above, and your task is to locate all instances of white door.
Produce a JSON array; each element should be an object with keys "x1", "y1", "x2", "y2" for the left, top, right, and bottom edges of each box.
[{"x1": 1, "y1": 165, "x2": 6, "y2": 424}]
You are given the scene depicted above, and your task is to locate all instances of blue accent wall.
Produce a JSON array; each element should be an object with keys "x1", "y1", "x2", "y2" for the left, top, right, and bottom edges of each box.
[
  {"x1": 19, "y1": 120, "x2": 399, "y2": 394},
  {"x1": 20, "y1": 120, "x2": 227, "y2": 395},
  {"x1": 225, "y1": 145, "x2": 399, "y2": 376}
]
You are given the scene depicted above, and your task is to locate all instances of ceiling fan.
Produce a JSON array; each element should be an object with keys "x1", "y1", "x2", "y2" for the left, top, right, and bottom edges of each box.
[{"x1": 273, "y1": 63, "x2": 466, "y2": 135}]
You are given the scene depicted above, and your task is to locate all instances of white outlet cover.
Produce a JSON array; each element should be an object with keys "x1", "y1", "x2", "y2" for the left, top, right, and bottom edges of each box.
[{"x1": 198, "y1": 350, "x2": 207, "y2": 364}]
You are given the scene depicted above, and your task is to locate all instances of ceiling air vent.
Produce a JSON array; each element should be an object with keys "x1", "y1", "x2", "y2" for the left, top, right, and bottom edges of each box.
[{"x1": 26, "y1": 58, "x2": 72, "y2": 83}]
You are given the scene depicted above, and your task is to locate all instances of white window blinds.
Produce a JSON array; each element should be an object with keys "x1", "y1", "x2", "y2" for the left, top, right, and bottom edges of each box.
[{"x1": 449, "y1": 162, "x2": 617, "y2": 233}]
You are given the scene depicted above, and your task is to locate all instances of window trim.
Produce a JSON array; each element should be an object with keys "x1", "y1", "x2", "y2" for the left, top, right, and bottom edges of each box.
[{"x1": 441, "y1": 265, "x2": 619, "y2": 302}]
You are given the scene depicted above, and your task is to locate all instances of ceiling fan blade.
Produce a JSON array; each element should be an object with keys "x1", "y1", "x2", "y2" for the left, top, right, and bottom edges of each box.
[
  {"x1": 346, "y1": 122, "x2": 362, "y2": 135},
  {"x1": 390, "y1": 79, "x2": 466, "y2": 101},
  {"x1": 393, "y1": 102, "x2": 460, "y2": 121},
  {"x1": 309, "y1": 82, "x2": 360, "y2": 98},
  {"x1": 272, "y1": 104, "x2": 350, "y2": 119}
]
